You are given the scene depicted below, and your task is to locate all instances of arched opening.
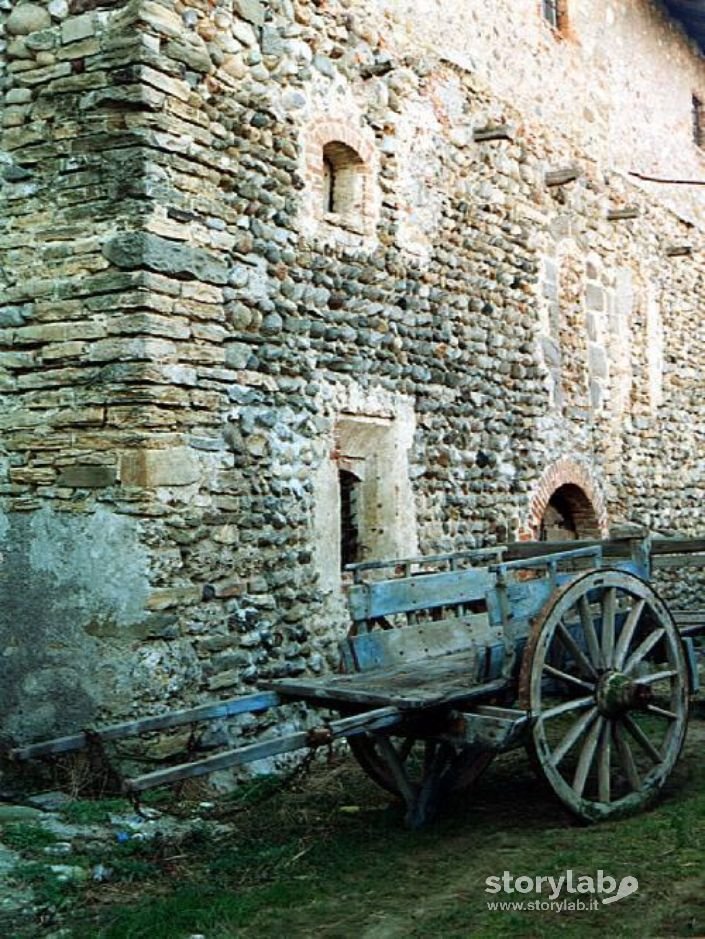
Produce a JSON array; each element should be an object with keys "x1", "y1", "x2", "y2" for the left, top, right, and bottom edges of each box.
[
  {"x1": 322, "y1": 140, "x2": 366, "y2": 218},
  {"x1": 539, "y1": 483, "x2": 601, "y2": 542}
]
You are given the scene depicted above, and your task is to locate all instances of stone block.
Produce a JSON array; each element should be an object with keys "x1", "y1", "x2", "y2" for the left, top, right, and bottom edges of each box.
[
  {"x1": 590, "y1": 380, "x2": 604, "y2": 410},
  {"x1": 208, "y1": 669, "x2": 241, "y2": 690},
  {"x1": 120, "y1": 447, "x2": 201, "y2": 488},
  {"x1": 7, "y1": 4, "x2": 51, "y2": 35},
  {"x1": 234, "y1": 0, "x2": 265, "y2": 28},
  {"x1": 103, "y1": 232, "x2": 228, "y2": 285},
  {"x1": 146, "y1": 586, "x2": 201, "y2": 610},
  {"x1": 586, "y1": 311, "x2": 599, "y2": 342},
  {"x1": 540, "y1": 335, "x2": 561, "y2": 367},
  {"x1": 25, "y1": 30, "x2": 57, "y2": 51},
  {"x1": 225, "y1": 342, "x2": 254, "y2": 369},
  {"x1": 585, "y1": 283, "x2": 605, "y2": 311},
  {"x1": 56, "y1": 464, "x2": 117, "y2": 488},
  {"x1": 49, "y1": 0, "x2": 69, "y2": 17},
  {"x1": 588, "y1": 343, "x2": 608, "y2": 379},
  {"x1": 5, "y1": 88, "x2": 33, "y2": 105},
  {"x1": 0, "y1": 305, "x2": 31, "y2": 327}
]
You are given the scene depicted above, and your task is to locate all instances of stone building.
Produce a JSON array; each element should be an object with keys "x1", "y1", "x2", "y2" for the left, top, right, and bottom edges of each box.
[{"x1": 1, "y1": 0, "x2": 705, "y2": 745}]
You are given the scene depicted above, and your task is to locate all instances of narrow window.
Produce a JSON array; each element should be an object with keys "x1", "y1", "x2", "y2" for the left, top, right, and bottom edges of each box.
[
  {"x1": 339, "y1": 469, "x2": 362, "y2": 569},
  {"x1": 542, "y1": 0, "x2": 562, "y2": 30},
  {"x1": 322, "y1": 141, "x2": 365, "y2": 218},
  {"x1": 323, "y1": 155, "x2": 334, "y2": 213},
  {"x1": 693, "y1": 95, "x2": 703, "y2": 148}
]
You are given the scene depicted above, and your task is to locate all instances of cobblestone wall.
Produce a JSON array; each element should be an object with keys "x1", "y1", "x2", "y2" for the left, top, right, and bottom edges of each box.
[{"x1": 1, "y1": 0, "x2": 705, "y2": 744}]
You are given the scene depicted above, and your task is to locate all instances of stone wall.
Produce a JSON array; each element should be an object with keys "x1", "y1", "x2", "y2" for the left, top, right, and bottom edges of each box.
[{"x1": 1, "y1": 0, "x2": 705, "y2": 746}]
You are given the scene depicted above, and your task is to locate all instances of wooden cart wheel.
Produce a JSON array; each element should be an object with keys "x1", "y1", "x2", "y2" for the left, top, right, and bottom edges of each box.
[
  {"x1": 519, "y1": 569, "x2": 689, "y2": 822},
  {"x1": 348, "y1": 732, "x2": 495, "y2": 798},
  {"x1": 342, "y1": 617, "x2": 495, "y2": 809}
]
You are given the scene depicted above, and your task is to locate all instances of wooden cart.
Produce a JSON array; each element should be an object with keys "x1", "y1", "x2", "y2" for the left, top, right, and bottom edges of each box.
[{"x1": 7, "y1": 536, "x2": 705, "y2": 828}]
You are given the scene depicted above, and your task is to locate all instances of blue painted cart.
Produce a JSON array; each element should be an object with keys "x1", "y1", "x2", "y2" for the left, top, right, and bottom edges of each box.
[{"x1": 8, "y1": 537, "x2": 704, "y2": 827}]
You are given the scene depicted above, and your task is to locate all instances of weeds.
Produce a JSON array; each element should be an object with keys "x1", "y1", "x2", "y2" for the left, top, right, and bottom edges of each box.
[
  {"x1": 7, "y1": 730, "x2": 705, "y2": 938},
  {"x1": 1, "y1": 824, "x2": 58, "y2": 852},
  {"x1": 59, "y1": 798, "x2": 131, "y2": 825}
]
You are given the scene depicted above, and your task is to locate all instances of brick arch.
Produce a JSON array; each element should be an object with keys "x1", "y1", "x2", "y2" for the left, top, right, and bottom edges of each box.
[
  {"x1": 308, "y1": 120, "x2": 376, "y2": 166},
  {"x1": 303, "y1": 117, "x2": 378, "y2": 234},
  {"x1": 522, "y1": 457, "x2": 609, "y2": 540}
]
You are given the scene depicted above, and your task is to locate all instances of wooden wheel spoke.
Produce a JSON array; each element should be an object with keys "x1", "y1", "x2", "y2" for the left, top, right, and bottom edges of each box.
[
  {"x1": 578, "y1": 595, "x2": 603, "y2": 670},
  {"x1": 614, "y1": 722, "x2": 641, "y2": 790},
  {"x1": 645, "y1": 704, "x2": 678, "y2": 721},
  {"x1": 572, "y1": 715, "x2": 604, "y2": 797},
  {"x1": 635, "y1": 669, "x2": 678, "y2": 685},
  {"x1": 551, "y1": 707, "x2": 598, "y2": 767},
  {"x1": 623, "y1": 628, "x2": 666, "y2": 675},
  {"x1": 423, "y1": 740, "x2": 438, "y2": 774},
  {"x1": 543, "y1": 664, "x2": 595, "y2": 693},
  {"x1": 398, "y1": 737, "x2": 415, "y2": 763},
  {"x1": 556, "y1": 621, "x2": 598, "y2": 679},
  {"x1": 597, "y1": 720, "x2": 611, "y2": 803},
  {"x1": 376, "y1": 737, "x2": 418, "y2": 804},
  {"x1": 613, "y1": 598, "x2": 646, "y2": 669},
  {"x1": 622, "y1": 714, "x2": 662, "y2": 764},
  {"x1": 540, "y1": 695, "x2": 594, "y2": 721},
  {"x1": 601, "y1": 587, "x2": 617, "y2": 665}
]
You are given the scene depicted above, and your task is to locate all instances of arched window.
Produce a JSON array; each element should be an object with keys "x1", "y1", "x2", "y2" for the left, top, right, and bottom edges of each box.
[{"x1": 322, "y1": 141, "x2": 366, "y2": 219}]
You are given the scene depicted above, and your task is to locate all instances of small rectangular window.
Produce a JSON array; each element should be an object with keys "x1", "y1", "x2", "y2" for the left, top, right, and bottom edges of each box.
[
  {"x1": 693, "y1": 95, "x2": 703, "y2": 149},
  {"x1": 339, "y1": 469, "x2": 362, "y2": 569},
  {"x1": 542, "y1": 0, "x2": 561, "y2": 29}
]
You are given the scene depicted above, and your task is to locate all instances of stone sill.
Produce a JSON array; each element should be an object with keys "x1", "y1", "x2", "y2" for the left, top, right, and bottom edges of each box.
[{"x1": 321, "y1": 212, "x2": 370, "y2": 237}]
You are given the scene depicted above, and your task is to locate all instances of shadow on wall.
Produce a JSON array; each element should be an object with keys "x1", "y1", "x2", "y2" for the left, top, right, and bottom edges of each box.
[{"x1": 0, "y1": 506, "x2": 152, "y2": 743}]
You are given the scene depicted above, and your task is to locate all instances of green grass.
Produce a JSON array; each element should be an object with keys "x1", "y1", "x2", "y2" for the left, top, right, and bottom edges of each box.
[
  {"x1": 12, "y1": 861, "x2": 79, "y2": 911},
  {"x1": 59, "y1": 798, "x2": 132, "y2": 826},
  {"x1": 1, "y1": 823, "x2": 58, "y2": 852},
  {"x1": 8, "y1": 722, "x2": 705, "y2": 938}
]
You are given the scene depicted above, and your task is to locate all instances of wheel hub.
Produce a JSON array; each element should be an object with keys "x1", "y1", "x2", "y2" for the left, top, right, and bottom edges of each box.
[{"x1": 596, "y1": 670, "x2": 653, "y2": 717}]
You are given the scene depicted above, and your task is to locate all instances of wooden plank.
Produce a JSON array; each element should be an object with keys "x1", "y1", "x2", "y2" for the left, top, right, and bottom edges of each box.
[
  {"x1": 650, "y1": 538, "x2": 705, "y2": 555},
  {"x1": 503, "y1": 538, "x2": 621, "y2": 561},
  {"x1": 665, "y1": 245, "x2": 693, "y2": 257},
  {"x1": 496, "y1": 545, "x2": 602, "y2": 572},
  {"x1": 124, "y1": 706, "x2": 401, "y2": 793},
  {"x1": 673, "y1": 610, "x2": 705, "y2": 638},
  {"x1": 348, "y1": 568, "x2": 494, "y2": 621},
  {"x1": 653, "y1": 553, "x2": 705, "y2": 569},
  {"x1": 10, "y1": 691, "x2": 281, "y2": 762},
  {"x1": 672, "y1": 610, "x2": 705, "y2": 624},
  {"x1": 346, "y1": 547, "x2": 503, "y2": 578},
  {"x1": 263, "y1": 657, "x2": 507, "y2": 711},
  {"x1": 545, "y1": 166, "x2": 580, "y2": 187},
  {"x1": 345, "y1": 615, "x2": 488, "y2": 672},
  {"x1": 504, "y1": 578, "x2": 554, "y2": 623},
  {"x1": 473, "y1": 124, "x2": 515, "y2": 142},
  {"x1": 607, "y1": 206, "x2": 639, "y2": 221},
  {"x1": 450, "y1": 706, "x2": 529, "y2": 751}
]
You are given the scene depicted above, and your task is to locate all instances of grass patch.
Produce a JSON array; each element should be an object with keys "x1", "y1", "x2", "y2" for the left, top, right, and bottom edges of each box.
[
  {"x1": 1, "y1": 823, "x2": 58, "y2": 852},
  {"x1": 11, "y1": 861, "x2": 79, "y2": 911},
  {"x1": 10, "y1": 726, "x2": 705, "y2": 938},
  {"x1": 59, "y1": 799, "x2": 132, "y2": 826}
]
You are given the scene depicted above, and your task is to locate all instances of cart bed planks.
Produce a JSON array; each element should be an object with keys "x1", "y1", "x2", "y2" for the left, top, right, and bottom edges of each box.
[{"x1": 263, "y1": 657, "x2": 508, "y2": 710}]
